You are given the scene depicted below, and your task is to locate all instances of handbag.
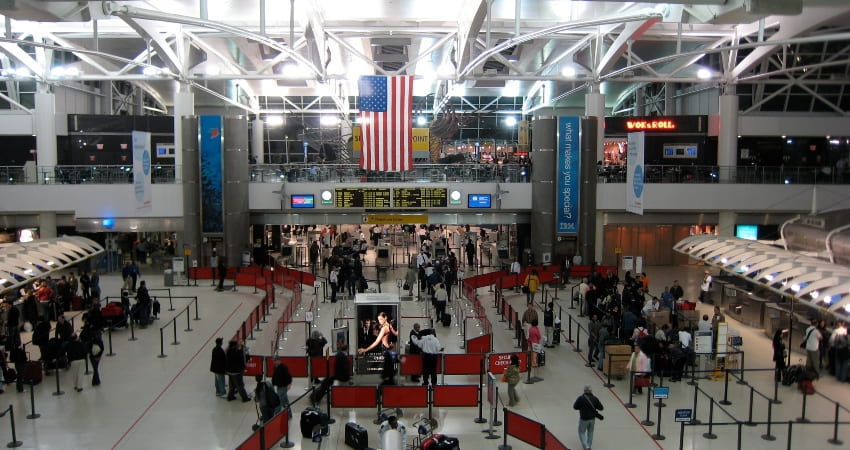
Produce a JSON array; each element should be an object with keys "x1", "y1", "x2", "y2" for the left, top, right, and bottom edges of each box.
[
  {"x1": 634, "y1": 376, "x2": 651, "y2": 387},
  {"x1": 402, "y1": 282, "x2": 410, "y2": 290},
  {"x1": 501, "y1": 373, "x2": 508, "y2": 382},
  {"x1": 595, "y1": 412, "x2": 605, "y2": 421},
  {"x1": 800, "y1": 329, "x2": 814, "y2": 349},
  {"x1": 522, "y1": 285, "x2": 530, "y2": 294}
]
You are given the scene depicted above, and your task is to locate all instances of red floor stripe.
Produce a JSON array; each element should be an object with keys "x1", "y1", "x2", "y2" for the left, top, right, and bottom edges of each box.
[{"x1": 112, "y1": 303, "x2": 243, "y2": 449}]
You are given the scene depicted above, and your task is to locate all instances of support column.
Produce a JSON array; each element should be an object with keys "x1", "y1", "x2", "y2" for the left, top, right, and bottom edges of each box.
[
  {"x1": 223, "y1": 117, "x2": 250, "y2": 268},
  {"x1": 718, "y1": 211, "x2": 736, "y2": 237},
  {"x1": 578, "y1": 118, "x2": 599, "y2": 264},
  {"x1": 173, "y1": 84, "x2": 195, "y2": 172},
  {"x1": 595, "y1": 211, "x2": 605, "y2": 266},
  {"x1": 34, "y1": 90, "x2": 57, "y2": 183},
  {"x1": 251, "y1": 118, "x2": 265, "y2": 164},
  {"x1": 635, "y1": 87, "x2": 646, "y2": 116},
  {"x1": 181, "y1": 116, "x2": 201, "y2": 269},
  {"x1": 718, "y1": 89, "x2": 739, "y2": 183},
  {"x1": 585, "y1": 88, "x2": 605, "y2": 164},
  {"x1": 664, "y1": 82, "x2": 676, "y2": 115},
  {"x1": 38, "y1": 212, "x2": 57, "y2": 239},
  {"x1": 530, "y1": 116, "x2": 557, "y2": 266}
]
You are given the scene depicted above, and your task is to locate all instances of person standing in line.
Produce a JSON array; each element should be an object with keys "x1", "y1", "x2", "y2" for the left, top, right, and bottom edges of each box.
[
  {"x1": 408, "y1": 323, "x2": 423, "y2": 383},
  {"x1": 411, "y1": 329, "x2": 442, "y2": 387},
  {"x1": 573, "y1": 385, "x2": 604, "y2": 450},
  {"x1": 804, "y1": 318, "x2": 823, "y2": 378},
  {"x1": 626, "y1": 344, "x2": 651, "y2": 394},
  {"x1": 523, "y1": 269, "x2": 540, "y2": 305},
  {"x1": 225, "y1": 340, "x2": 251, "y2": 402},
  {"x1": 433, "y1": 283, "x2": 448, "y2": 324},
  {"x1": 669, "y1": 280, "x2": 684, "y2": 302},
  {"x1": 830, "y1": 320, "x2": 850, "y2": 382},
  {"x1": 543, "y1": 302, "x2": 555, "y2": 348},
  {"x1": 88, "y1": 332, "x2": 104, "y2": 386},
  {"x1": 216, "y1": 259, "x2": 227, "y2": 291},
  {"x1": 527, "y1": 319, "x2": 542, "y2": 379},
  {"x1": 772, "y1": 329, "x2": 788, "y2": 382},
  {"x1": 272, "y1": 360, "x2": 293, "y2": 416},
  {"x1": 210, "y1": 337, "x2": 227, "y2": 397},
  {"x1": 504, "y1": 354, "x2": 521, "y2": 406},
  {"x1": 65, "y1": 334, "x2": 87, "y2": 392},
  {"x1": 89, "y1": 270, "x2": 101, "y2": 301},
  {"x1": 521, "y1": 303, "x2": 539, "y2": 338},
  {"x1": 328, "y1": 266, "x2": 339, "y2": 303},
  {"x1": 465, "y1": 237, "x2": 476, "y2": 268},
  {"x1": 306, "y1": 330, "x2": 328, "y2": 384}
]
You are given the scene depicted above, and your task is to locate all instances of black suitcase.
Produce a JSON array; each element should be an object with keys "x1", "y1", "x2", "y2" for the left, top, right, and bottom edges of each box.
[
  {"x1": 344, "y1": 422, "x2": 368, "y2": 450},
  {"x1": 300, "y1": 407, "x2": 329, "y2": 438},
  {"x1": 421, "y1": 434, "x2": 460, "y2": 450},
  {"x1": 441, "y1": 313, "x2": 451, "y2": 327}
]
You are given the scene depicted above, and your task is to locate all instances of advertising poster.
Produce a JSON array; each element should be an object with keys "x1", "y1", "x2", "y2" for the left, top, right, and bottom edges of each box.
[
  {"x1": 556, "y1": 116, "x2": 580, "y2": 233},
  {"x1": 199, "y1": 115, "x2": 223, "y2": 233},
  {"x1": 131, "y1": 130, "x2": 152, "y2": 212},
  {"x1": 626, "y1": 131, "x2": 645, "y2": 215}
]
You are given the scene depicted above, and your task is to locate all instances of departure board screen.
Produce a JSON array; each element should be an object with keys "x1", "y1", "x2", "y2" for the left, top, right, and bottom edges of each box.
[
  {"x1": 334, "y1": 188, "x2": 391, "y2": 208},
  {"x1": 392, "y1": 188, "x2": 448, "y2": 207}
]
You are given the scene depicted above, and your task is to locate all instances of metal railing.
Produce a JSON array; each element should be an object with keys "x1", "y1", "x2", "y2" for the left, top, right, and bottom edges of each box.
[
  {"x1": 0, "y1": 165, "x2": 179, "y2": 185},
  {"x1": 249, "y1": 163, "x2": 531, "y2": 183},
  {"x1": 599, "y1": 164, "x2": 850, "y2": 185}
]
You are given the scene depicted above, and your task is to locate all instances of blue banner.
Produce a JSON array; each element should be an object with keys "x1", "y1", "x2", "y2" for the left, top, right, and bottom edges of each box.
[
  {"x1": 200, "y1": 115, "x2": 223, "y2": 234},
  {"x1": 556, "y1": 116, "x2": 580, "y2": 234}
]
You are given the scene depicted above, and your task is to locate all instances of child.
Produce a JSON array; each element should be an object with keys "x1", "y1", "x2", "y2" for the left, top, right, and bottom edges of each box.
[{"x1": 504, "y1": 354, "x2": 521, "y2": 406}]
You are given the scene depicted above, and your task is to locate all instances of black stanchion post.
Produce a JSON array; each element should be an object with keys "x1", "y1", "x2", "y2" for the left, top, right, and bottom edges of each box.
[
  {"x1": 168, "y1": 296, "x2": 174, "y2": 312},
  {"x1": 761, "y1": 399, "x2": 776, "y2": 441},
  {"x1": 185, "y1": 308, "x2": 193, "y2": 332},
  {"x1": 475, "y1": 360, "x2": 487, "y2": 423},
  {"x1": 746, "y1": 387, "x2": 756, "y2": 426},
  {"x1": 702, "y1": 400, "x2": 717, "y2": 439},
  {"x1": 26, "y1": 385, "x2": 39, "y2": 420},
  {"x1": 52, "y1": 359, "x2": 64, "y2": 396},
  {"x1": 642, "y1": 382, "x2": 654, "y2": 426},
  {"x1": 689, "y1": 384, "x2": 701, "y2": 425},
  {"x1": 106, "y1": 326, "x2": 115, "y2": 357},
  {"x1": 787, "y1": 421, "x2": 793, "y2": 450},
  {"x1": 828, "y1": 402, "x2": 843, "y2": 446},
  {"x1": 574, "y1": 325, "x2": 582, "y2": 353},
  {"x1": 679, "y1": 421, "x2": 685, "y2": 450},
  {"x1": 5, "y1": 405, "x2": 22, "y2": 448},
  {"x1": 603, "y1": 353, "x2": 614, "y2": 388},
  {"x1": 172, "y1": 320, "x2": 179, "y2": 345},
  {"x1": 566, "y1": 315, "x2": 574, "y2": 344},
  {"x1": 624, "y1": 372, "x2": 636, "y2": 408},
  {"x1": 158, "y1": 328, "x2": 167, "y2": 358},
  {"x1": 796, "y1": 391, "x2": 810, "y2": 423},
  {"x1": 736, "y1": 352, "x2": 746, "y2": 385},
  {"x1": 687, "y1": 360, "x2": 698, "y2": 386},
  {"x1": 719, "y1": 369, "x2": 731, "y2": 405},
  {"x1": 737, "y1": 422, "x2": 743, "y2": 449},
  {"x1": 772, "y1": 375, "x2": 782, "y2": 404},
  {"x1": 129, "y1": 316, "x2": 137, "y2": 341},
  {"x1": 194, "y1": 297, "x2": 201, "y2": 320},
  {"x1": 652, "y1": 394, "x2": 665, "y2": 441}
]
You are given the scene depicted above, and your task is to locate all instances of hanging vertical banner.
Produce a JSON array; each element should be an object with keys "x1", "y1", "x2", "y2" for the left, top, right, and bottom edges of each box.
[
  {"x1": 200, "y1": 115, "x2": 224, "y2": 233},
  {"x1": 626, "y1": 131, "x2": 645, "y2": 215},
  {"x1": 131, "y1": 130, "x2": 152, "y2": 213},
  {"x1": 556, "y1": 116, "x2": 580, "y2": 234}
]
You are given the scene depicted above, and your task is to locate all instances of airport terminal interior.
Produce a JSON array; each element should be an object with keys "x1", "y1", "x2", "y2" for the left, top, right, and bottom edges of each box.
[{"x1": 2, "y1": 1, "x2": 850, "y2": 449}]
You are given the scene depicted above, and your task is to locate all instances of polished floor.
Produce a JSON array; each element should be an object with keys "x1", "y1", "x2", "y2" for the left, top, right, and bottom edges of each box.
[{"x1": 4, "y1": 250, "x2": 850, "y2": 450}]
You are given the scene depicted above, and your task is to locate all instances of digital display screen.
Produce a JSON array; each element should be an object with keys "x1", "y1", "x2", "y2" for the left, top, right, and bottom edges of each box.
[
  {"x1": 290, "y1": 194, "x2": 315, "y2": 209},
  {"x1": 736, "y1": 224, "x2": 758, "y2": 241},
  {"x1": 334, "y1": 188, "x2": 391, "y2": 208},
  {"x1": 468, "y1": 194, "x2": 491, "y2": 208},
  {"x1": 392, "y1": 188, "x2": 447, "y2": 207}
]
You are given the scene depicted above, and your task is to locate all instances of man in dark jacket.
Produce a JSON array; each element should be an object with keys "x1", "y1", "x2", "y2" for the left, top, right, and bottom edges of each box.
[
  {"x1": 573, "y1": 385, "x2": 604, "y2": 450},
  {"x1": 225, "y1": 340, "x2": 250, "y2": 401},
  {"x1": 210, "y1": 338, "x2": 227, "y2": 397},
  {"x1": 272, "y1": 360, "x2": 293, "y2": 416}
]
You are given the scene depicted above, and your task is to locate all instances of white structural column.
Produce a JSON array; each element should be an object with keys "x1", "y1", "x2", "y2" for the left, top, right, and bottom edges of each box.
[
  {"x1": 173, "y1": 84, "x2": 195, "y2": 172},
  {"x1": 718, "y1": 90, "x2": 739, "y2": 183},
  {"x1": 718, "y1": 211, "x2": 736, "y2": 237},
  {"x1": 585, "y1": 87, "x2": 606, "y2": 264},
  {"x1": 34, "y1": 90, "x2": 57, "y2": 183},
  {"x1": 39, "y1": 212, "x2": 57, "y2": 239},
  {"x1": 664, "y1": 82, "x2": 676, "y2": 115},
  {"x1": 252, "y1": 118, "x2": 264, "y2": 164}
]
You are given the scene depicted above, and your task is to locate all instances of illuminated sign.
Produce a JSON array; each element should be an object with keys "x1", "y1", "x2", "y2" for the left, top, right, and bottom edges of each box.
[
  {"x1": 626, "y1": 119, "x2": 676, "y2": 131},
  {"x1": 334, "y1": 188, "x2": 391, "y2": 208},
  {"x1": 605, "y1": 116, "x2": 707, "y2": 134},
  {"x1": 392, "y1": 188, "x2": 447, "y2": 207}
]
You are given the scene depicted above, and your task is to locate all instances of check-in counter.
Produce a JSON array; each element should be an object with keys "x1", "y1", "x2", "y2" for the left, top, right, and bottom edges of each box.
[
  {"x1": 764, "y1": 301, "x2": 819, "y2": 355},
  {"x1": 726, "y1": 291, "x2": 769, "y2": 329}
]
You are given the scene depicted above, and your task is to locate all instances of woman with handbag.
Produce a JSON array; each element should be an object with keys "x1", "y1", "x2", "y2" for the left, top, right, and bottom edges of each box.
[
  {"x1": 625, "y1": 344, "x2": 651, "y2": 394},
  {"x1": 573, "y1": 385, "x2": 604, "y2": 450}
]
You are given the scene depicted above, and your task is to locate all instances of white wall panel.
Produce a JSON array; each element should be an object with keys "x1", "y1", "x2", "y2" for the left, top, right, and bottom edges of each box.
[
  {"x1": 0, "y1": 112, "x2": 34, "y2": 135},
  {"x1": 0, "y1": 184, "x2": 183, "y2": 218}
]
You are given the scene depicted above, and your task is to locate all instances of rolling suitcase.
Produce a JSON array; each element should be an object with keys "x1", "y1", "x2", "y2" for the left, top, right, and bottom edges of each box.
[
  {"x1": 344, "y1": 422, "x2": 368, "y2": 450},
  {"x1": 420, "y1": 434, "x2": 460, "y2": 450},
  {"x1": 537, "y1": 350, "x2": 545, "y2": 367},
  {"x1": 23, "y1": 360, "x2": 42, "y2": 385},
  {"x1": 300, "y1": 407, "x2": 329, "y2": 438}
]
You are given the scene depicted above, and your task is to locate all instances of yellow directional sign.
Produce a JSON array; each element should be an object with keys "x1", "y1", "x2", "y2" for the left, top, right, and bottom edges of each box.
[{"x1": 362, "y1": 214, "x2": 428, "y2": 225}]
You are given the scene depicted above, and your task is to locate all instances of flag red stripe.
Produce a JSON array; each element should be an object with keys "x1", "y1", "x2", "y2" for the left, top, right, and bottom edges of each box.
[{"x1": 359, "y1": 76, "x2": 414, "y2": 172}]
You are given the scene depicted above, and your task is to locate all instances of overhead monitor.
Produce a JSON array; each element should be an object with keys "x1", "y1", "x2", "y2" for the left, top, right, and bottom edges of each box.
[
  {"x1": 735, "y1": 224, "x2": 758, "y2": 241},
  {"x1": 468, "y1": 194, "x2": 491, "y2": 208},
  {"x1": 290, "y1": 194, "x2": 315, "y2": 209}
]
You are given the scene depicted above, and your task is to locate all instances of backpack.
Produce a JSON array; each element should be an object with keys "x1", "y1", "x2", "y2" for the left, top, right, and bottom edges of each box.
[
  {"x1": 263, "y1": 382, "x2": 280, "y2": 408},
  {"x1": 635, "y1": 328, "x2": 649, "y2": 345}
]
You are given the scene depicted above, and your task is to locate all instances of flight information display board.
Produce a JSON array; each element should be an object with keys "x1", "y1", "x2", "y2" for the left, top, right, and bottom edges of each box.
[
  {"x1": 334, "y1": 188, "x2": 391, "y2": 208},
  {"x1": 392, "y1": 188, "x2": 447, "y2": 207}
]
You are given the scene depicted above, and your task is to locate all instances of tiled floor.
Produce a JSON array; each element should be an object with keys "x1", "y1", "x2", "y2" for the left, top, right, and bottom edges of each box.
[{"x1": 4, "y1": 250, "x2": 849, "y2": 449}]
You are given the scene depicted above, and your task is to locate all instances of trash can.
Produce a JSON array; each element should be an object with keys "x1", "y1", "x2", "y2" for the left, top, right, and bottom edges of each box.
[{"x1": 164, "y1": 269, "x2": 174, "y2": 287}]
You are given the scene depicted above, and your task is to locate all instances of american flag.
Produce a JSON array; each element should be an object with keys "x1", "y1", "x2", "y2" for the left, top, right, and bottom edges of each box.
[{"x1": 358, "y1": 75, "x2": 414, "y2": 172}]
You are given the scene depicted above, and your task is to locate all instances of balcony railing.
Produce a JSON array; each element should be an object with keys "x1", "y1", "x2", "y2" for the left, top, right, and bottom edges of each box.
[
  {"x1": 598, "y1": 164, "x2": 850, "y2": 185},
  {"x1": 1, "y1": 163, "x2": 846, "y2": 185}
]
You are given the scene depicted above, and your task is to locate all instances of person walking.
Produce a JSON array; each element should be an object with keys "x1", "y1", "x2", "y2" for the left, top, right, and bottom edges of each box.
[
  {"x1": 830, "y1": 320, "x2": 850, "y2": 382},
  {"x1": 210, "y1": 337, "x2": 227, "y2": 397},
  {"x1": 503, "y1": 354, "x2": 521, "y2": 406},
  {"x1": 522, "y1": 269, "x2": 540, "y2": 305},
  {"x1": 573, "y1": 385, "x2": 604, "y2": 450},
  {"x1": 271, "y1": 360, "x2": 293, "y2": 416},
  {"x1": 225, "y1": 340, "x2": 251, "y2": 402}
]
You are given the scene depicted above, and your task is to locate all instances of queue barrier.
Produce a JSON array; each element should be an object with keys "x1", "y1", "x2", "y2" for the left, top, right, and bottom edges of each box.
[
  {"x1": 311, "y1": 356, "x2": 354, "y2": 378},
  {"x1": 235, "y1": 408, "x2": 290, "y2": 450},
  {"x1": 443, "y1": 354, "x2": 483, "y2": 375},
  {"x1": 331, "y1": 385, "x2": 379, "y2": 408},
  {"x1": 381, "y1": 385, "x2": 429, "y2": 408},
  {"x1": 265, "y1": 356, "x2": 308, "y2": 378},
  {"x1": 433, "y1": 385, "x2": 478, "y2": 407},
  {"x1": 399, "y1": 354, "x2": 443, "y2": 376}
]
